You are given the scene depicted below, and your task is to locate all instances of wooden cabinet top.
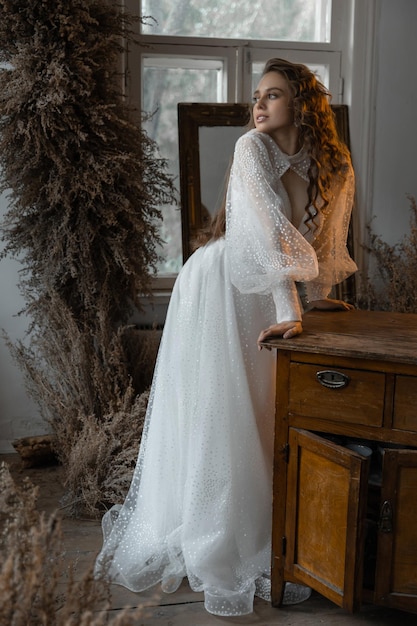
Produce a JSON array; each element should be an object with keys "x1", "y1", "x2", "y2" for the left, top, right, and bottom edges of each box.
[{"x1": 262, "y1": 310, "x2": 417, "y2": 365}]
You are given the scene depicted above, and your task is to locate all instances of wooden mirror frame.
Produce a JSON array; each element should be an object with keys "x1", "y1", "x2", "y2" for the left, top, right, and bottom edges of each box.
[
  {"x1": 178, "y1": 102, "x2": 251, "y2": 261},
  {"x1": 177, "y1": 102, "x2": 356, "y2": 302}
]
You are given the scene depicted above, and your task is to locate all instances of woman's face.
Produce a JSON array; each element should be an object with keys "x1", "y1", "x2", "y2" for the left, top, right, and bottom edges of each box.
[{"x1": 252, "y1": 71, "x2": 295, "y2": 138}]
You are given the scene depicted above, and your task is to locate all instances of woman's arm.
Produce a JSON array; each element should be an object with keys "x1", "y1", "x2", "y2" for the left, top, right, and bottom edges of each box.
[
  {"x1": 226, "y1": 132, "x2": 318, "y2": 324},
  {"x1": 256, "y1": 161, "x2": 357, "y2": 347}
]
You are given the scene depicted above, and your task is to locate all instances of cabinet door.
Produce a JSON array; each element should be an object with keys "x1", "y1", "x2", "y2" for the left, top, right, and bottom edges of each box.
[
  {"x1": 374, "y1": 449, "x2": 417, "y2": 613},
  {"x1": 285, "y1": 428, "x2": 369, "y2": 612}
]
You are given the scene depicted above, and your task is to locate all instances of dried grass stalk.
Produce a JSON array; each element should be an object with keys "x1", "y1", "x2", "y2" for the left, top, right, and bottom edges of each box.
[
  {"x1": 360, "y1": 195, "x2": 417, "y2": 312},
  {"x1": 0, "y1": 462, "x2": 146, "y2": 625},
  {"x1": 61, "y1": 390, "x2": 150, "y2": 516}
]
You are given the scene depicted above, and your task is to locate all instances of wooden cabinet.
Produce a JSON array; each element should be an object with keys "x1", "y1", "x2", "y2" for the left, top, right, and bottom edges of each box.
[{"x1": 263, "y1": 310, "x2": 417, "y2": 614}]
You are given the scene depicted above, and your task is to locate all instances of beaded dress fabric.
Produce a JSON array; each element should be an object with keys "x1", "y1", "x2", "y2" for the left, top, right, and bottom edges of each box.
[{"x1": 94, "y1": 130, "x2": 357, "y2": 616}]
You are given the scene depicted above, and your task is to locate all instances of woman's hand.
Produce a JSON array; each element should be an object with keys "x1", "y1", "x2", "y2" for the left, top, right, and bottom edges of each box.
[
  {"x1": 309, "y1": 298, "x2": 355, "y2": 311},
  {"x1": 257, "y1": 320, "x2": 303, "y2": 349}
]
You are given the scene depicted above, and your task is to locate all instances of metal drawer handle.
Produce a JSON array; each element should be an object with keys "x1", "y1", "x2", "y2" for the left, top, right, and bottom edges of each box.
[{"x1": 316, "y1": 370, "x2": 350, "y2": 389}]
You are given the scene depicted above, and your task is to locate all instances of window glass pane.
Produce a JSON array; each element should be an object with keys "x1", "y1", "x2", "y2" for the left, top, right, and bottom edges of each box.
[
  {"x1": 142, "y1": 58, "x2": 224, "y2": 274},
  {"x1": 141, "y1": 0, "x2": 332, "y2": 43}
]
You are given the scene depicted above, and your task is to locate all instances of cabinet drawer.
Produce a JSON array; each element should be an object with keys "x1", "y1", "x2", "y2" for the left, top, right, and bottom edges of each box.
[
  {"x1": 288, "y1": 363, "x2": 385, "y2": 426},
  {"x1": 393, "y1": 375, "x2": 417, "y2": 431}
]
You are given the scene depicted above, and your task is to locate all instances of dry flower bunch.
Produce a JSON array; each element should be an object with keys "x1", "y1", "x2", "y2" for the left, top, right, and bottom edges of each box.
[
  {"x1": 0, "y1": 0, "x2": 175, "y2": 512},
  {"x1": 62, "y1": 389, "x2": 150, "y2": 516},
  {"x1": 0, "y1": 462, "x2": 146, "y2": 625},
  {"x1": 361, "y1": 195, "x2": 417, "y2": 313}
]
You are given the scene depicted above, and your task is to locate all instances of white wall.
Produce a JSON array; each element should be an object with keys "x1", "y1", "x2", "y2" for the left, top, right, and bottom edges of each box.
[
  {"x1": 0, "y1": 191, "x2": 46, "y2": 452},
  {"x1": 371, "y1": 0, "x2": 417, "y2": 245},
  {"x1": 1, "y1": 0, "x2": 417, "y2": 451}
]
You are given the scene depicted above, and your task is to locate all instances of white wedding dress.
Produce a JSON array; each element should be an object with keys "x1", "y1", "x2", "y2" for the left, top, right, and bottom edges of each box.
[{"x1": 94, "y1": 130, "x2": 357, "y2": 616}]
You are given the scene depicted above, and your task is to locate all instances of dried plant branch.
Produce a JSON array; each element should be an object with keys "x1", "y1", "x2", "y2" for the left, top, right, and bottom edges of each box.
[
  {"x1": 61, "y1": 390, "x2": 150, "y2": 516},
  {"x1": 359, "y1": 195, "x2": 417, "y2": 312},
  {"x1": 0, "y1": 1, "x2": 173, "y2": 513},
  {"x1": 0, "y1": 462, "x2": 147, "y2": 625}
]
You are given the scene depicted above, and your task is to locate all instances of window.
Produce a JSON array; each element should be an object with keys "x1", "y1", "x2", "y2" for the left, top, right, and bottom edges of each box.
[
  {"x1": 125, "y1": 0, "x2": 349, "y2": 275},
  {"x1": 141, "y1": 54, "x2": 229, "y2": 272},
  {"x1": 140, "y1": 0, "x2": 332, "y2": 42}
]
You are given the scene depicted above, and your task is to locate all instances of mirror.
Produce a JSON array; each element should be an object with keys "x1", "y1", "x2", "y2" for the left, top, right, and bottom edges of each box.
[
  {"x1": 199, "y1": 125, "x2": 245, "y2": 218},
  {"x1": 177, "y1": 103, "x2": 251, "y2": 260},
  {"x1": 178, "y1": 102, "x2": 355, "y2": 301}
]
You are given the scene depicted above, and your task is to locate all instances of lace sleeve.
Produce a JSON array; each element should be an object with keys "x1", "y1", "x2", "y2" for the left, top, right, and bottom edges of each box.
[
  {"x1": 225, "y1": 132, "x2": 318, "y2": 322},
  {"x1": 305, "y1": 163, "x2": 358, "y2": 302}
]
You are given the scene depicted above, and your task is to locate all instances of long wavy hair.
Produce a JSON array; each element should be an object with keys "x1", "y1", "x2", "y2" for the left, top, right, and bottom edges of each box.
[{"x1": 194, "y1": 58, "x2": 351, "y2": 247}]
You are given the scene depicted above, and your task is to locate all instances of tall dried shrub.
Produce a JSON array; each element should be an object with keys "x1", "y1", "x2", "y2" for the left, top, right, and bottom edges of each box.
[
  {"x1": 0, "y1": 1, "x2": 174, "y2": 511},
  {"x1": 360, "y1": 195, "x2": 417, "y2": 312},
  {"x1": 0, "y1": 462, "x2": 147, "y2": 625},
  {"x1": 62, "y1": 389, "x2": 150, "y2": 516}
]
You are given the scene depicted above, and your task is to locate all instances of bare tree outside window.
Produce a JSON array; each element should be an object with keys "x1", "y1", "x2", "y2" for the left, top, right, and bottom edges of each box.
[{"x1": 141, "y1": 0, "x2": 331, "y2": 42}]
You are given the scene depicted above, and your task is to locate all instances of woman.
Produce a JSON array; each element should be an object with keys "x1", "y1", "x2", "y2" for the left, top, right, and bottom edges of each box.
[{"x1": 94, "y1": 58, "x2": 357, "y2": 616}]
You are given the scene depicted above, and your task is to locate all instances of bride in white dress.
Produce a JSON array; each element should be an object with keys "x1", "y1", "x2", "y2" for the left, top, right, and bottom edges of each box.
[{"x1": 94, "y1": 58, "x2": 357, "y2": 616}]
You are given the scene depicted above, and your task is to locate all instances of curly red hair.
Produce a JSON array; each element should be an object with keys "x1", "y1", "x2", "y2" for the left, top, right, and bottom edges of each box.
[{"x1": 262, "y1": 58, "x2": 350, "y2": 226}]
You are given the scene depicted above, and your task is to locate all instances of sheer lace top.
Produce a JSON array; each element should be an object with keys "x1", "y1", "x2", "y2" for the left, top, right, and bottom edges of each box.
[{"x1": 225, "y1": 129, "x2": 357, "y2": 323}]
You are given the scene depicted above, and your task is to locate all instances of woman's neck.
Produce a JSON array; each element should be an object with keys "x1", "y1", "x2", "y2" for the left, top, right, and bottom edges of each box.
[{"x1": 270, "y1": 128, "x2": 301, "y2": 156}]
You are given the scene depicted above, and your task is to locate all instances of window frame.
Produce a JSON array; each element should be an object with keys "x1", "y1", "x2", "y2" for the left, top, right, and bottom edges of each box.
[
  {"x1": 135, "y1": 0, "x2": 347, "y2": 46},
  {"x1": 125, "y1": 0, "x2": 350, "y2": 105},
  {"x1": 123, "y1": 0, "x2": 358, "y2": 291}
]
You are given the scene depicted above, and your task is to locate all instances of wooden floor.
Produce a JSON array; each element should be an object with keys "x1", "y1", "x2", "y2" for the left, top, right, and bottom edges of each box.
[{"x1": 2, "y1": 452, "x2": 417, "y2": 625}]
